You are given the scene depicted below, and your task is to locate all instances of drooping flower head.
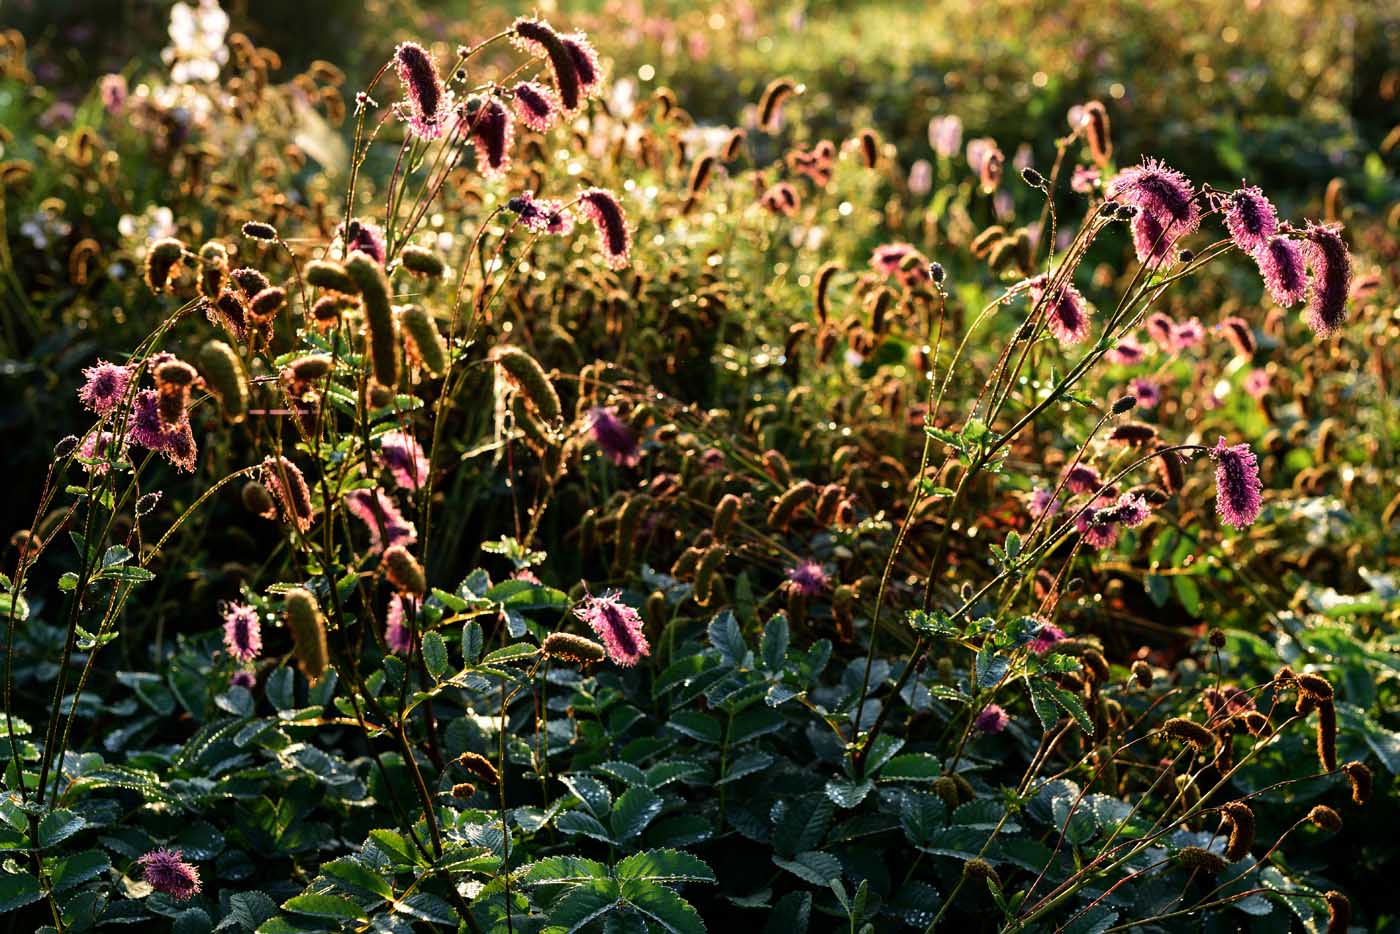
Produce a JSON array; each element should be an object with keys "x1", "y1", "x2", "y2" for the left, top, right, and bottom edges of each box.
[
  {"x1": 222, "y1": 603, "x2": 262, "y2": 662},
  {"x1": 573, "y1": 591, "x2": 649, "y2": 666},
  {"x1": 1302, "y1": 222, "x2": 1351, "y2": 338},
  {"x1": 511, "y1": 81, "x2": 560, "y2": 132},
  {"x1": 785, "y1": 561, "x2": 828, "y2": 597},
  {"x1": 1210, "y1": 436, "x2": 1263, "y2": 528},
  {"x1": 260, "y1": 455, "x2": 315, "y2": 532},
  {"x1": 560, "y1": 32, "x2": 603, "y2": 100},
  {"x1": 1145, "y1": 312, "x2": 1176, "y2": 351},
  {"x1": 1223, "y1": 186, "x2": 1278, "y2": 256},
  {"x1": 345, "y1": 488, "x2": 418, "y2": 553},
  {"x1": 463, "y1": 96, "x2": 514, "y2": 181},
  {"x1": 576, "y1": 188, "x2": 631, "y2": 269},
  {"x1": 510, "y1": 18, "x2": 582, "y2": 113},
  {"x1": 975, "y1": 703, "x2": 1009, "y2": 734},
  {"x1": 587, "y1": 406, "x2": 640, "y2": 467},
  {"x1": 138, "y1": 848, "x2": 201, "y2": 901},
  {"x1": 1028, "y1": 274, "x2": 1094, "y2": 346},
  {"x1": 128, "y1": 389, "x2": 197, "y2": 472},
  {"x1": 1029, "y1": 620, "x2": 1066, "y2": 654},
  {"x1": 394, "y1": 41, "x2": 448, "y2": 139},
  {"x1": 1243, "y1": 368, "x2": 1270, "y2": 399},
  {"x1": 1172, "y1": 317, "x2": 1205, "y2": 351},
  {"x1": 1063, "y1": 463, "x2": 1101, "y2": 495},
  {"x1": 759, "y1": 181, "x2": 801, "y2": 216},
  {"x1": 1076, "y1": 495, "x2": 1122, "y2": 548},
  {"x1": 78, "y1": 360, "x2": 133, "y2": 415},
  {"x1": 1098, "y1": 491, "x2": 1152, "y2": 528},
  {"x1": 1108, "y1": 158, "x2": 1201, "y2": 263},
  {"x1": 1256, "y1": 236, "x2": 1306, "y2": 307},
  {"x1": 1218, "y1": 316, "x2": 1256, "y2": 359},
  {"x1": 378, "y1": 429, "x2": 429, "y2": 491},
  {"x1": 508, "y1": 191, "x2": 575, "y2": 236}
]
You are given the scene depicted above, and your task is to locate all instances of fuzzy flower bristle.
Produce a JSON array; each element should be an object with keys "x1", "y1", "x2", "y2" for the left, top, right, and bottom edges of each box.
[
  {"x1": 394, "y1": 41, "x2": 448, "y2": 139},
  {"x1": 587, "y1": 406, "x2": 640, "y2": 467},
  {"x1": 222, "y1": 603, "x2": 262, "y2": 663},
  {"x1": 1302, "y1": 222, "x2": 1351, "y2": 338},
  {"x1": 576, "y1": 188, "x2": 631, "y2": 269},
  {"x1": 1028, "y1": 274, "x2": 1094, "y2": 346},
  {"x1": 511, "y1": 81, "x2": 560, "y2": 132},
  {"x1": 342, "y1": 220, "x2": 386, "y2": 266},
  {"x1": 1063, "y1": 463, "x2": 1101, "y2": 495},
  {"x1": 138, "y1": 848, "x2": 201, "y2": 901},
  {"x1": 510, "y1": 18, "x2": 582, "y2": 113},
  {"x1": 128, "y1": 389, "x2": 197, "y2": 472},
  {"x1": 377, "y1": 429, "x2": 430, "y2": 492},
  {"x1": 78, "y1": 360, "x2": 133, "y2": 416},
  {"x1": 975, "y1": 703, "x2": 1009, "y2": 734},
  {"x1": 560, "y1": 33, "x2": 602, "y2": 100},
  {"x1": 573, "y1": 591, "x2": 649, "y2": 667},
  {"x1": 1223, "y1": 186, "x2": 1278, "y2": 256},
  {"x1": 1029, "y1": 620, "x2": 1066, "y2": 655},
  {"x1": 508, "y1": 191, "x2": 575, "y2": 236},
  {"x1": 385, "y1": 594, "x2": 414, "y2": 655},
  {"x1": 344, "y1": 488, "x2": 418, "y2": 553},
  {"x1": 1076, "y1": 494, "x2": 1122, "y2": 548},
  {"x1": 464, "y1": 96, "x2": 515, "y2": 181},
  {"x1": 1254, "y1": 235, "x2": 1306, "y2": 308},
  {"x1": 1108, "y1": 158, "x2": 1201, "y2": 264},
  {"x1": 1210, "y1": 436, "x2": 1263, "y2": 528},
  {"x1": 261, "y1": 455, "x2": 315, "y2": 532}
]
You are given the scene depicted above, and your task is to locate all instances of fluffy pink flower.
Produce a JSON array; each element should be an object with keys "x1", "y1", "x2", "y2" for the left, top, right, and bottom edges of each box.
[
  {"x1": 1255, "y1": 236, "x2": 1306, "y2": 307},
  {"x1": 785, "y1": 561, "x2": 828, "y2": 596},
  {"x1": 464, "y1": 96, "x2": 514, "y2": 181},
  {"x1": 1172, "y1": 317, "x2": 1205, "y2": 350},
  {"x1": 1302, "y1": 222, "x2": 1351, "y2": 338},
  {"x1": 975, "y1": 703, "x2": 1009, "y2": 734},
  {"x1": 1076, "y1": 495, "x2": 1122, "y2": 548},
  {"x1": 230, "y1": 669, "x2": 255, "y2": 690},
  {"x1": 1106, "y1": 336, "x2": 1146, "y2": 365},
  {"x1": 1108, "y1": 158, "x2": 1201, "y2": 264},
  {"x1": 512, "y1": 81, "x2": 560, "y2": 132},
  {"x1": 343, "y1": 219, "x2": 386, "y2": 265},
  {"x1": 394, "y1": 41, "x2": 448, "y2": 139},
  {"x1": 1145, "y1": 312, "x2": 1176, "y2": 351},
  {"x1": 1210, "y1": 436, "x2": 1263, "y2": 528},
  {"x1": 1223, "y1": 185, "x2": 1278, "y2": 256},
  {"x1": 378, "y1": 429, "x2": 430, "y2": 491},
  {"x1": 1129, "y1": 378, "x2": 1161, "y2": 409},
  {"x1": 1029, "y1": 274, "x2": 1094, "y2": 346},
  {"x1": 78, "y1": 360, "x2": 133, "y2": 415},
  {"x1": 508, "y1": 191, "x2": 575, "y2": 236},
  {"x1": 128, "y1": 389, "x2": 197, "y2": 472},
  {"x1": 77, "y1": 431, "x2": 123, "y2": 474},
  {"x1": 1063, "y1": 464, "x2": 1101, "y2": 495},
  {"x1": 588, "y1": 406, "x2": 639, "y2": 467},
  {"x1": 560, "y1": 32, "x2": 602, "y2": 100},
  {"x1": 138, "y1": 848, "x2": 201, "y2": 901},
  {"x1": 1029, "y1": 621, "x2": 1066, "y2": 654},
  {"x1": 222, "y1": 603, "x2": 262, "y2": 663},
  {"x1": 1243, "y1": 368, "x2": 1270, "y2": 399},
  {"x1": 928, "y1": 115, "x2": 962, "y2": 157},
  {"x1": 1029, "y1": 487, "x2": 1061, "y2": 518},
  {"x1": 345, "y1": 488, "x2": 418, "y2": 553},
  {"x1": 573, "y1": 591, "x2": 649, "y2": 666},
  {"x1": 385, "y1": 594, "x2": 414, "y2": 654},
  {"x1": 576, "y1": 188, "x2": 631, "y2": 269}
]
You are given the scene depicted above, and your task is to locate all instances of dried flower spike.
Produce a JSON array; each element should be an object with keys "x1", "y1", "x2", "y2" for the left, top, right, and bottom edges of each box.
[{"x1": 284, "y1": 587, "x2": 328, "y2": 684}]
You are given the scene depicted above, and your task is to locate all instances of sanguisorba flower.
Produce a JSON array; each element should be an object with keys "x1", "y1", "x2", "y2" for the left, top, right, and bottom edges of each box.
[
  {"x1": 1107, "y1": 158, "x2": 1201, "y2": 264},
  {"x1": 128, "y1": 389, "x2": 197, "y2": 472},
  {"x1": 378, "y1": 429, "x2": 430, "y2": 491},
  {"x1": 511, "y1": 81, "x2": 560, "y2": 132},
  {"x1": 1255, "y1": 235, "x2": 1306, "y2": 307},
  {"x1": 342, "y1": 219, "x2": 386, "y2": 266},
  {"x1": 344, "y1": 488, "x2": 418, "y2": 553},
  {"x1": 785, "y1": 561, "x2": 828, "y2": 597},
  {"x1": 1172, "y1": 317, "x2": 1206, "y2": 350},
  {"x1": 78, "y1": 359, "x2": 133, "y2": 415},
  {"x1": 1029, "y1": 620, "x2": 1066, "y2": 654},
  {"x1": 508, "y1": 191, "x2": 575, "y2": 236},
  {"x1": 588, "y1": 406, "x2": 640, "y2": 467},
  {"x1": 261, "y1": 455, "x2": 315, "y2": 532},
  {"x1": 1076, "y1": 495, "x2": 1122, "y2": 548},
  {"x1": 1302, "y1": 222, "x2": 1351, "y2": 338},
  {"x1": 463, "y1": 96, "x2": 514, "y2": 181},
  {"x1": 1223, "y1": 185, "x2": 1278, "y2": 256},
  {"x1": 560, "y1": 32, "x2": 603, "y2": 100},
  {"x1": 1063, "y1": 463, "x2": 1101, "y2": 495},
  {"x1": 1029, "y1": 487, "x2": 1061, "y2": 518},
  {"x1": 385, "y1": 593, "x2": 414, "y2": 654},
  {"x1": 394, "y1": 41, "x2": 448, "y2": 139},
  {"x1": 77, "y1": 431, "x2": 124, "y2": 474},
  {"x1": 510, "y1": 17, "x2": 582, "y2": 113},
  {"x1": 975, "y1": 703, "x2": 1009, "y2": 734},
  {"x1": 1129, "y1": 377, "x2": 1161, "y2": 409},
  {"x1": 222, "y1": 603, "x2": 262, "y2": 662},
  {"x1": 574, "y1": 591, "x2": 649, "y2": 666},
  {"x1": 928, "y1": 114, "x2": 963, "y2": 158},
  {"x1": 1210, "y1": 436, "x2": 1263, "y2": 528},
  {"x1": 1106, "y1": 336, "x2": 1146, "y2": 365},
  {"x1": 1028, "y1": 274, "x2": 1094, "y2": 345},
  {"x1": 576, "y1": 188, "x2": 631, "y2": 269},
  {"x1": 138, "y1": 848, "x2": 201, "y2": 901}
]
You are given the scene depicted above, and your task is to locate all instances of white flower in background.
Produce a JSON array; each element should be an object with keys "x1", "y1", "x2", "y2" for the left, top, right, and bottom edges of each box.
[
  {"x1": 162, "y1": 0, "x2": 229, "y2": 84},
  {"x1": 19, "y1": 208, "x2": 72, "y2": 250},
  {"x1": 118, "y1": 205, "x2": 177, "y2": 253}
]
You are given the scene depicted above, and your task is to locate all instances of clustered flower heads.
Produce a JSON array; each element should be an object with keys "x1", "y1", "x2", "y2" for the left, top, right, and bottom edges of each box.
[{"x1": 1107, "y1": 158, "x2": 1201, "y2": 265}]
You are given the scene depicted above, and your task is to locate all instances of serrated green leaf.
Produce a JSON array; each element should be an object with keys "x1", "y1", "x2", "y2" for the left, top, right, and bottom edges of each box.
[
  {"x1": 620, "y1": 879, "x2": 707, "y2": 934},
  {"x1": 615, "y1": 849, "x2": 715, "y2": 883},
  {"x1": 321, "y1": 857, "x2": 393, "y2": 900},
  {"x1": 611, "y1": 787, "x2": 664, "y2": 841},
  {"x1": 281, "y1": 893, "x2": 366, "y2": 921},
  {"x1": 38, "y1": 809, "x2": 86, "y2": 848},
  {"x1": 421, "y1": 631, "x2": 449, "y2": 681}
]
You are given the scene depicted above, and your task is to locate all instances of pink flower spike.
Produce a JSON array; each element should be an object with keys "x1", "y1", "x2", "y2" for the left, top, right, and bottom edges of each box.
[
  {"x1": 975, "y1": 703, "x2": 1009, "y2": 734},
  {"x1": 138, "y1": 848, "x2": 201, "y2": 901},
  {"x1": 222, "y1": 603, "x2": 262, "y2": 663},
  {"x1": 1210, "y1": 436, "x2": 1263, "y2": 528},
  {"x1": 573, "y1": 591, "x2": 649, "y2": 666},
  {"x1": 78, "y1": 360, "x2": 133, "y2": 416}
]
